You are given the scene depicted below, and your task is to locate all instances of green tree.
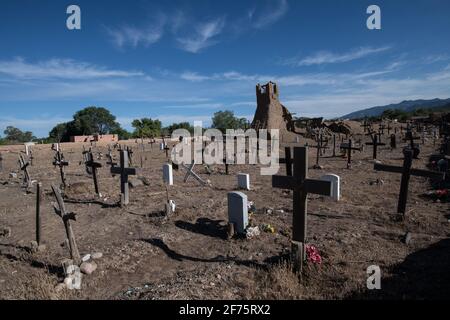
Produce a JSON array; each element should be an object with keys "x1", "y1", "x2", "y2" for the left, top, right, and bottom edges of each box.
[
  {"x1": 49, "y1": 123, "x2": 69, "y2": 142},
  {"x1": 211, "y1": 110, "x2": 248, "y2": 133},
  {"x1": 111, "y1": 127, "x2": 131, "y2": 140},
  {"x1": 71, "y1": 107, "x2": 121, "y2": 135},
  {"x1": 3, "y1": 126, "x2": 35, "y2": 143},
  {"x1": 164, "y1": 122, "x2": 194, "y2": 135},
  {"x1": 131, "y1": 118, "x2": 162, "y2": 138}
]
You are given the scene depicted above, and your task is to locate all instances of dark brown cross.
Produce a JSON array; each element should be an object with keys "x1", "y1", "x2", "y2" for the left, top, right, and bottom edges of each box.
[
  {"x1": 403, "y1": 131, "x2": 421, "y2": 159},
  {"x1": 51, "y1": 184, "x2": 81, "y2": 265},
  {"x1": 379, "y1": 123, "x2": 386, "y2": 135},
  {"x1": 126, "y1": 146, "x2": 134, "y2": 166},
  {"x1": 361, "y1": 120, "x2": 371, "y2": 133},
  {"x1": 386, "y1": 123, "x2": 392, "y2": 135},
  {"x1": 279, "y1": 147, "x2": 293, "y2": 176},
  {"x1": 53, "y1": 150, "x2": 69, "y2": 188},
  {"x1": 85, "y1": 151, "x2": 102, "y2": 196},
  {"x1": 365, "y1": 134, "x2": 386, "y2": 160},
  {"x1": 310, "y1": 134, "x2": 328, "y2": 167},
  {"x1": 272, "y1": 146, "x2": 333, "y2": 272},
  {"x1": 340, "y1": 139, "x2": 363, "y2": 169},
  {"x1": 374, "y1": 149, "x2": 444, "y2": 215},
  {"x1": 18, "y1": 154, "x2": 32, "y2": 190},
  {"x1": 111, "y1": 150, "x2": 140, "y2": 206},
  {"x1": 390, "y1": 134, "x2": 397, "y2": 150},
  {"x1": 0, "y1": 152, "x2": 3, "y2": 172}
]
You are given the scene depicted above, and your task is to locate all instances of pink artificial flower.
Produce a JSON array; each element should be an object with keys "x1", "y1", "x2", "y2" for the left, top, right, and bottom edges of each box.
[{"x1": 305, "y1": 244, "x2": 323, "y2": 264}]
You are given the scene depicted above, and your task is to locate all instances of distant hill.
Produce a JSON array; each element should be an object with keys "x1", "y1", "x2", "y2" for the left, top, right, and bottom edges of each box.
[{"x1": 341, "y1": 98, "x2": 450, "y2": 119}]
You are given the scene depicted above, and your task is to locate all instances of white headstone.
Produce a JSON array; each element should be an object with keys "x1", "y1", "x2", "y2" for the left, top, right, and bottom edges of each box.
[
  {"x1": 163, "y1": 164, "x2": 173, "y2": 185},
  {"x1": 160, "y1": 143, "x2": 166, "y2": 151},
  {"x1": 24, "y1": 142, "x2": 35, "y2": 156},
  {"x1": 320, "y1": 174, "x2": 340, "y2": 201},
  {"x1": 228, "y1": 192, "x2": 248, "y2": 234},
  {"x1": 237, "y1": 173, "x2": 250, "y2": 190}
]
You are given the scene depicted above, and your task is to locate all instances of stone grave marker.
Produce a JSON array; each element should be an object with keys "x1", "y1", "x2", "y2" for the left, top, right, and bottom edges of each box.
[
  {"x1": 320, "y1": 174, "x2": 340, "y2": 201},
  {"x1": 227, "y1": 191, "x2": 248, "y2": 235}
]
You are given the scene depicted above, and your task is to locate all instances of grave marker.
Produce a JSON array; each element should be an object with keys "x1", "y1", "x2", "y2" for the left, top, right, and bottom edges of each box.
[
  {"x1": 19, "y1": 154, "x2": 32, "y2": 190},
  {"x1": 272, "y1": 146, "x2": 332, "y2": 271},
  {"x1": 374, "y1": 149, "x2": 444, "y2": 215},
  {"x1": 320, "y1": 174, "x2": 340, "y2": 201},
  {"x1": 183, "y1": 162, "x2": 207, "y2": 185},
  {"x1": 163, "y1": 163, "x2": 173, "y2": 186},
  {"x1": 340, "y1": 139, "x2": 362, "y2": 169},
  {"x1": 227, "y1": 192, "x2": 248, "y2": 235},
  {"x1": 85, "y1": 151, "x2": 102, "y2": 196},
  {"x1": 53, "y1": 150, "x2": 69, "y2": 188},
  {"x1": 111, "y1": 150, "x2": 140, "y2": 206},
  {"x1": 237, "y1": 173, "x2": 250, "y2": 190},
  {"x1": 366, "y1": 134, "x2": 386, "y2": 160},
  {"x1": 51, "y1": 184, "x2": 81, "y2": 265}
]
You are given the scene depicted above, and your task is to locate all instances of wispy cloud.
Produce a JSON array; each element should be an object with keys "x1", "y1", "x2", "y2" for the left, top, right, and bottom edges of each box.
[
  {"x1": 176, "y1": 17, "x2": 226, "y2": 53},
  {"x1": 284, "y1": 46, "x2": 391, "y2": 67},
  {"x1": 250, "y1": 0, "x2": 289, "y2": 29},
  {"x1": 105, "y1": 14, "x2": 166, "y2": 48},
  {"x1": 0, "y1": 58, "x2": 145, "y2": 80}
]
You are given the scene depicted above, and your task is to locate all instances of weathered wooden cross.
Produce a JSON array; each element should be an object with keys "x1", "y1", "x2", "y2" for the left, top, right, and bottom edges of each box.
[
  {"x1": 53, "y1": 150, "x2": 69, "y2": 188},
  {"x1": 279, "y1": 147, "x2": 293, "y2": 176},
  {"x1": 0, "y1": 152, "x2": 3, "y2": 172},
  {"x1": 183, "y1": 162, "x2": 207, "y2": 185},
  {"x1": 272, "y1": 146, "x2": 333, "y2": 272},
  {"x1": 403, "y1": 131, "x2": 421, "y2": 159},
  {"x1": 374, "y1": 149, "x2": 444, "y2": 215},
  {"x1": 18, "y1": 154, "x2": 32, "y2": 190},
  {"x1": 111, "y1": 150, "x2": 140, "y2": 206},
  {"x1": 310, "y1": 135, "x2": 328, "y2": 168},
  {"x1": 82, "y1": 146, "x2": 93, "y2": 175},
  {"x1": 340, "y1": 139, "x2": 363, "y2": 169},
  {"x1": 365, "y1": 134, "x2": 386, "y2": 160},
  {"x1": 51, "y1": 184, "x2": 81, "y2": 265},
  {"x1": 361, "y1": 120, "x2": 371, "y2": 133},
  {"x1": 85, "y1": 151, "x2": 103, "y2": 197}
]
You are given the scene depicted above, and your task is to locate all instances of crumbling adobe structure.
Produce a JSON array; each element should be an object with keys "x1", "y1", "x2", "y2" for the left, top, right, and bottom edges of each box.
[{"x1": 251, "y1": 82, "x2": 296, "y2": 136}]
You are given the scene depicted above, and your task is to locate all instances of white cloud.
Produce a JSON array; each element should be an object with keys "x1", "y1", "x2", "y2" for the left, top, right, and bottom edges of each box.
[
  {"x1": 176, "y1": 18, "x2": 226, "y2": 53},
  {"x1": 251, "y1": 0, "x2": 288, "y2": 29},
  {"x1": 106, "y1": 14, "x2": 166, "y2": 48},
  {"x1": 0, "y1": 58, "x2": 145, "y2": 80},
  {"x1": 284, "y1": 46, "x2": 392, "y2": 66}
]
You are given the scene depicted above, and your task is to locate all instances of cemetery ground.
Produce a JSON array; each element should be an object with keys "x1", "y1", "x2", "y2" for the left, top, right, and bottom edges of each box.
[{"x1": 0, "y1": 134, "x2": 449, "y2": 300}]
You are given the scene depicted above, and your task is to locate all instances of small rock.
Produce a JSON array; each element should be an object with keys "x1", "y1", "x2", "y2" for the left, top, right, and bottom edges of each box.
[
  {"x1": 266, "y1": 208, "x2": 273, "y2": 214},
  {"x1": 246, "y1": 226, "x2": 261, "y2": 239},
  {"x1": 92, "y1": 252, "x2": 103, "y2": 260},
  {"x1": 9, "y1": 173, "x2": 17, "y2": 179},
  {"x1": 80, "y1": 261, "x2": 98, "y2": 275},
  {"x1": 82, "y1": 254, "x2": 91, "y2": 262},
  {"x1": 138, "y1": 176, "x2": 151, "y2": 186},
  {"x1": 0, "y1": 227, "x2": 11, "y2": 238},
  {"x1": 403, "y1": 232, "x2": 412, "y2": 245},
  {"x1": 129, "y1": 179, "x2": 144, "y2": 188}
]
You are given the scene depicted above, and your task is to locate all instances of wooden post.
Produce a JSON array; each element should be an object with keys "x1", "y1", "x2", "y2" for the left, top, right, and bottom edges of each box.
[
  {"x1": 51, "y1": 184, "x2": 81, "y2": 264},
  {"x1": 36, "y1": 183, "x2": 42, "y2": 245}
]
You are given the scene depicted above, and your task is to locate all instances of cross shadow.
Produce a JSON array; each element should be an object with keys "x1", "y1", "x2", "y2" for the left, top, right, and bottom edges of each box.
[
  {"x1": 64, "y1": 198, "x2": 120, "y2": 208},
  {"x1": 175, "y1": 218, "x2": 227, "y2": 239},
  {"x1": 0, "y1": 246, "x2": 64, "y2": 277},
  {"x1": 346, "y1": 238, "x2": 450, "y2": 299},
  {"x1": 140, "y1": 238, "x2": 290, "y2": 271}
]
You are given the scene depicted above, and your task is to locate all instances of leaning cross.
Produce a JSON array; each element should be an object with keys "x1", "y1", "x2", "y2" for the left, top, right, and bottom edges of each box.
[
  {"x1": 53, "y1": 150, "x2": 69, "y2": 188},
  {"x1": 374, "y1": 149, "x2": 444, "y2": 216},
  {"x1": 19, "y1": 154, "x2": 32, "y2": 190},
  {"x1": 272, "y1": 146, "x2": 333, "y2": 272},
  {"x1": 85, "y1": 151, "x2": 103, "y2": 197},
  {"x1": 51, "y1": 184, "x2": 81, "y2": 265},
  {"x1": 111, "y1": 150, "x2": 140, "y2": 206},
  {"x1": 183, "y1": 162, "x2": 207, "y2": 185}
]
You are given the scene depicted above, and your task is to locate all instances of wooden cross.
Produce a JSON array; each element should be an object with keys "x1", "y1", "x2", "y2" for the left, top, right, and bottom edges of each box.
[
  {"x1": 85, "y1": 151, "x2": 103, "y2": 197},
  {"x1": 390, "y1": 134, "x2": 397, "y2": 150},
  {"x1": 279, "y1": 147, "x2": 293, "y2": 176},
  {"x1": 183, "y1": 162, "x2": 207, "y2": 185},
  {"x1": 379, "y1": 123, "x2": 386, "y2": 135},
  {"x1": 310, "y1": 134, "x2": 328, "y2": 167},
  {"x1": 361, "y1": 120, "x2": 371, "y2": 133},
  {"x1": 0, "y1": 152, "x2": 3, "y2": 172},
  {"x1": 53, "y1": 150, "x2": 69, "y2": 188},
  {"x1": 126, "y1": 146, "x2": 134, "y2": 166},
  {"x1": 340, "y1": 139, "x2": 363, "y2": 169},
  {"x1": 51, "y1": 184, "x2": 81, "y2": 265},
  {"x1": 106, "y1": 148, "x2": 117, "y2": 168},
  {"x1": 272, "y1": 146, "x2": 333, "y2": 271},
  {"x1": 29, "y1": 149, "x2": 34, "y2": 166},
  {"x1": 387, "y1": 123, "x2": 392, "y2": 135},
  {"x1": 19, "y1": 154, "x2": 32, "y2": 190},
  {"x1": 82, "y1": 147, "x2": 93, "y2": 175},
  {"x1": 374, "y1": 149, "x2": 444, "y2": 215},
  {"x1": 36, "y1": 182, "x2": 43, "y2": 245},
  {"x1": 111, "y1": 150, "x2": 140, "y2": 206},
  {"x1": 365, "y1": 134, "x2": 386, "y2": 160},
  {"x1": 403, "y1": 131, "x2": 421, "y2": 159}
]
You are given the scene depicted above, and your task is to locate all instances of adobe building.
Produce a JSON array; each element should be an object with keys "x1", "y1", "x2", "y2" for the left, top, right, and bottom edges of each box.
[
  {"x1": 70, "y1": 134, "x2": 118, "y2": 143},
  {"x1": 251, "y1": 81, "x2": 297, "y2": 140}
]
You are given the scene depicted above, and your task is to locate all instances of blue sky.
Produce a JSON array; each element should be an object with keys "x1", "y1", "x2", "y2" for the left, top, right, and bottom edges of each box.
[{"x1": 1, "y1": 0, "x2": 450, "y2": 137}]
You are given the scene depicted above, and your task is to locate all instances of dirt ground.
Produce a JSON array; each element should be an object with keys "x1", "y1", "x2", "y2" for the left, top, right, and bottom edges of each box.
[{"x1": 0, "y1": 125, "x2": 449, "y2": 300}]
